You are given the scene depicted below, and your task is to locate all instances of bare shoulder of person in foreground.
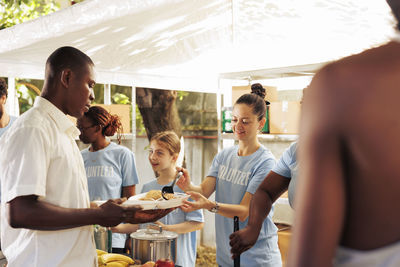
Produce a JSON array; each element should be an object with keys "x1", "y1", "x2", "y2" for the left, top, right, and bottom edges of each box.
[{"x1": 288, "y1": 19, "x2": 400, "y2": 267}]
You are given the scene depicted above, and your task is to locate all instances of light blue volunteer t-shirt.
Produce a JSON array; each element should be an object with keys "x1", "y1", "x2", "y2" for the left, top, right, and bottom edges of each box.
[
  {"x1": 0, "y1": 115, "x2": 17, "y2": 138},
  {"x1": 141, "y1": 181, "x2": 204, "y2": 267},
  {"x1": 272, "y1": 141, "x2": 298, "y2": 208},
  {"x1": 81, "y1": 142, "x2": 139, "y2": 248},
  {"x1": 208, "y1": 145, "x2": 282, "y2": 267}
]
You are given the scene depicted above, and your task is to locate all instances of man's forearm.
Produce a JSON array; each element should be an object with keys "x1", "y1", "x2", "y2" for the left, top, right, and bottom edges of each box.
[
  {"x1": 8, "y1": 198, "x2": 102, "y2": 230},
  {"x1": 247, "y1": 188, "x2": 273, "y2": 231}
]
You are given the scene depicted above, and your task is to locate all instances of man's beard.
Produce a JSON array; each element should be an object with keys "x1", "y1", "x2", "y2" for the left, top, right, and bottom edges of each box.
[{"x1": 0, "y1": 106, "x2": 3, "y2": 120}]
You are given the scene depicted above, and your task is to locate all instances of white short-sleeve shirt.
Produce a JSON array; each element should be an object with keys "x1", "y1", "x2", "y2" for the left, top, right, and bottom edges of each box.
[{"x1": 0, "y1": 96, "x2": 97, "y2": 267}]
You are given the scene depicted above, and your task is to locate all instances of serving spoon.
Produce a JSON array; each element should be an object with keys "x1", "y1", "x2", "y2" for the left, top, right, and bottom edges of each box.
[{"x1": 161, "y1": 171, "x2": 183, "y2": 200}]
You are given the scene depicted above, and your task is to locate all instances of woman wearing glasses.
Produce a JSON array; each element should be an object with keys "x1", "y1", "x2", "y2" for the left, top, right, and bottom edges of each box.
[{"x1": 77, "y1": 105, "x2": 139, "y2": 253}]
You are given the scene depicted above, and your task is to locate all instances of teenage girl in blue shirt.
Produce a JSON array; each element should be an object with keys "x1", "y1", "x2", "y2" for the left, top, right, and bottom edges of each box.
[{"x1": 112, "y1": 131, "x2": 204, "y2": 267}]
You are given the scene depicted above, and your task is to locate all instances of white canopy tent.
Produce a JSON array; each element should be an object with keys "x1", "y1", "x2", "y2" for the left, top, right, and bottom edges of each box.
[
  {"x1": 0, "y1": 0, "x2": 396, "y2": 112},
  {"x1": 0, "y1": 0, "x2": 396, "y2": 245}
]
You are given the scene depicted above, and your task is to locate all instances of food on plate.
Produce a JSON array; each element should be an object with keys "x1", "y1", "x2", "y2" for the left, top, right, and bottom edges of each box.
[
  {"x1": 140, "y1": 190, "x2": 174, "y2": 201},
  {"x1": 125, "y1": 191, "x2": 188, "y2": 210},
  {"x1": 140, "y1": 190, "x2": 162, "y2": 200}
]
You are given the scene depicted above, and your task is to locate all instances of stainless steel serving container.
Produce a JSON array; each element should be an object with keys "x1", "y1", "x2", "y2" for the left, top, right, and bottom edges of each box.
[
  {"x1": 130, "y1": 226, "x2": 178, "y2": 263},
  {"x1": 94, "y1": 225, "x2": 112, "y2": 253}
]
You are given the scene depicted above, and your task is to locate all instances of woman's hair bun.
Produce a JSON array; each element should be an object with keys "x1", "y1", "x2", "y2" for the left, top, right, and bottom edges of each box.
[
  {"x1": 251, "y1": 83, "x2": 266, "y2": 99},
  {"x1": 103, "y1": 114, "x2": 122, "y2": 137}
]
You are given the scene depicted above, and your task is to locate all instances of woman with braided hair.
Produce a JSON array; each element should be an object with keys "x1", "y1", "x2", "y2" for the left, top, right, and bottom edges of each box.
[{"x1": 77, "y1": 105, "x2": 139, "y2": 253}]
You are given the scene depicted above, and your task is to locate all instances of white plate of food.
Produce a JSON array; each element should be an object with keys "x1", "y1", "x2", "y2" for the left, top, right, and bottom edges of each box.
[
  {"x1": 92, "y1": 199, "x2": 158, "y2": 210},
  {"x1": 125, "y1": 190, "x2": 190, "y2": 210}
]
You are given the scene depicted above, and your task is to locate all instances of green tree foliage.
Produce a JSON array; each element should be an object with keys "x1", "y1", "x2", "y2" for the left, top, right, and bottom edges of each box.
[
  {"x1": 15, "y1": 79, "x2": 42, "y2": 113},
  {"x1": 0, "y1": 0, "x2": 60, "y2": 30},
  {"x1": 16, "y1": 83, "x2": 39, "y2": 114}
]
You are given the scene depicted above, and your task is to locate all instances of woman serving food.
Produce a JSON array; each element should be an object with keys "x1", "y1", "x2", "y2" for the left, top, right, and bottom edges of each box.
[{"x1": 177, "y1": 84, "x2": 282, "y2": 267}]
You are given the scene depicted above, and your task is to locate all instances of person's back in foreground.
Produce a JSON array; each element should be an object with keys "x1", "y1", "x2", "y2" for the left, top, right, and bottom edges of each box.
[{"x1": 288, "y1": 1, "x2": 400, "y2": 266}]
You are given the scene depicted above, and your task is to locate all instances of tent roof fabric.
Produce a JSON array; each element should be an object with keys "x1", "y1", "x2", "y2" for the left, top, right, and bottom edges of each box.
[{"x1": 0, "y1": 0, "x2": 396, "y2": 92}]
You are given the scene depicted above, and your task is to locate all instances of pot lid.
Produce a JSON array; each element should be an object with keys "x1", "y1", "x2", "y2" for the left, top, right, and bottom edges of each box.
[{"x1": 130, "y1": 228, "x2": 178, "y2": 240}]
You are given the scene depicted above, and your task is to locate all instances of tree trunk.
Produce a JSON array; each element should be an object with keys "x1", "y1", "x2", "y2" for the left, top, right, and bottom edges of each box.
[{"x1": 136, "y1": 87, "x2": 182, "y2": 140}]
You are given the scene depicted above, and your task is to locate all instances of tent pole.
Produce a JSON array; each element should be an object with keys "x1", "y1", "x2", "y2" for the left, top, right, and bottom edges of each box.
[
  {"x1": 131, "y1": 85, "x2": 136, "y2": 153},
  {"x1": 217, "y1": 79, "x2": 222, "y2": 152},
  {"x1": 7, "y1": 77, "x2": 19, "y2": 116},
  {"x1": 104, "y1": 84, "x2": 111, "y2": 105}
]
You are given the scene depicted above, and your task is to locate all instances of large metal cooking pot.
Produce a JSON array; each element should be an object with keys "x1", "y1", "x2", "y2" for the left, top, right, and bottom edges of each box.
[
  {"x1": 130, "y1": 225, "x2": 178, "y2": 263},
  {"x1": 94, "y1": 225, "x2": 112, "y2": 252}
]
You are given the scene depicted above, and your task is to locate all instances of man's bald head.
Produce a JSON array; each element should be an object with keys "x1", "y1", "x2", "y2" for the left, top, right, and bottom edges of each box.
[
  {"x1": 45, "y1": 46, "x2": 94, "y2": 84},
  {"x1": 41, "y1": 46, "x2": 95, "y2": 118}
]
